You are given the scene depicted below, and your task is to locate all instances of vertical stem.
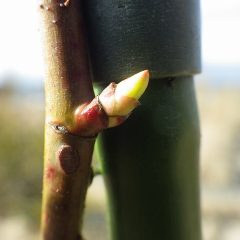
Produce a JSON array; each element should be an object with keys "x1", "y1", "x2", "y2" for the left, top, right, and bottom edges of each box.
[
  {"x1": 97, "y1": 77, "x2": 201, "y2": 240},
  {"x1": 40, "y1": 1, "x2": 94, "y2": 239},
  {"x1": 83, "y1": 0, "x2": 201, "y2": 238}
]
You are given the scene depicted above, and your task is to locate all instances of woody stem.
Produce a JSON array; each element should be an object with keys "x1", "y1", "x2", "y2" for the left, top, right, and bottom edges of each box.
[{"x1": 40, "y1": 0, "x2": 94, "y2": 239}]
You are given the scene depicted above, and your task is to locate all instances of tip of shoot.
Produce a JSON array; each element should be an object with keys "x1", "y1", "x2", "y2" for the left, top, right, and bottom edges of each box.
[
  {"x1": 115, "y1": 70, "x2": 149, "y2": 101},
  {"x1": 99, "y1": 70, "x2": 150, "y2": 117}
]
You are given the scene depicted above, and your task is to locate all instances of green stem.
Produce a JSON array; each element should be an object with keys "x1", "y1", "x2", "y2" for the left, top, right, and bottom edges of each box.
[
  {"x1": 97, "y1": 77, "x2": 201, "y2": 240},
  {"x1": 40, "y1": 1, "x2": 94, "y2": 239}
]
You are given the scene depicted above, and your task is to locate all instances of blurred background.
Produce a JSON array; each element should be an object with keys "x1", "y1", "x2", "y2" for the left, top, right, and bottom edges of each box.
[{"x1": 0, "y1": 0, "x2": 240, "y2": 239}]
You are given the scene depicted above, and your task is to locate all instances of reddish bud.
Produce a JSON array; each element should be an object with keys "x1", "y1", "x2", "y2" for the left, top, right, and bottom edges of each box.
[
  {"x1": 73, "y1": 98, "x2": 109, "y2": 136},
  {"x1": 68, "y1": 70, "x2": 149, "y2": 136}
]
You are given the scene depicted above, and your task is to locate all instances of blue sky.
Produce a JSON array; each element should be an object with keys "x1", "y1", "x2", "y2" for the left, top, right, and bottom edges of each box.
[{"x1": 0, "y1": 0, "x2": 239, "y2": 83}]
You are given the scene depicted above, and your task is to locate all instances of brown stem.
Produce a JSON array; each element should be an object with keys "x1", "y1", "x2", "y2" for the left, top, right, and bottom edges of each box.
[{"x1": 39, "y1": 0, "x2": 94, "y2": 239}]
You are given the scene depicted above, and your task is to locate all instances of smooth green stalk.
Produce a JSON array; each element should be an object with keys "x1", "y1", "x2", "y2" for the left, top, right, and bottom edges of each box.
[
  {"x1": 96, "y1": 77, "x2": 201, "y2": 240},
  {"x1": 83, "y1": 0, "x2": 201, "y2": 238}
]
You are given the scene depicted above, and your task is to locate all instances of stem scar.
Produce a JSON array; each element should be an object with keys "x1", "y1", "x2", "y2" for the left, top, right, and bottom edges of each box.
[{"x1": 57, "y1": 145, "x2": 80, "y2": 175}]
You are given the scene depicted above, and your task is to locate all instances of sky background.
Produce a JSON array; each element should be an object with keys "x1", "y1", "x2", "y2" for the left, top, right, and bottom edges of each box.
[{"x1": 0, "y1": 0, "x2": 239, "y2": 84}]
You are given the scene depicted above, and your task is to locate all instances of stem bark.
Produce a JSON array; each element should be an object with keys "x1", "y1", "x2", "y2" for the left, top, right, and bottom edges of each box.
[{"x1": 40, "y1": 1, "x2": 94, "y2": 239}]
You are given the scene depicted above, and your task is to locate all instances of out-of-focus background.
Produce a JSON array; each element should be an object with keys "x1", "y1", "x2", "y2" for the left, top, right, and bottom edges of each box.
[{"x1": 0, "y1": 0, "x2": 240, "y2": 239}]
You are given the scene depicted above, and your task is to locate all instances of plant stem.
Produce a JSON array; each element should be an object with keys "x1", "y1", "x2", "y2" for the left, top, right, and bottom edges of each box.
[
  {"x1": 84, "y1": 0, "x2": 201, "y2": 238},
  {"x1": 96, "y1": 76, "x2": 201, "y2": 240},
  {"x1": 40, "y1": 1, "x2": 94, "y2": 239}
]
